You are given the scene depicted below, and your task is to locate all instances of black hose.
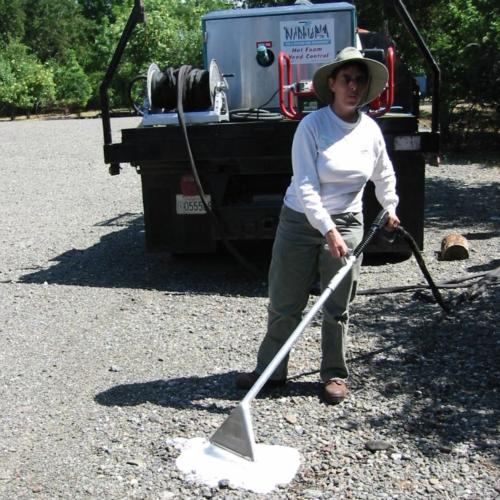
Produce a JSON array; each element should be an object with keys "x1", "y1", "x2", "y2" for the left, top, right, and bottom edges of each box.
[
  {"x1": 353, "y1": 209, "x2": 389, "y2": 258},
  {"x1": 127, "y1": 75, "x2": 147, "y2": 115},
  {"x1": 175, "y1": 65, "x2": 265, "y2": 279},
  {"x1": 230, "y1": 108, "x2": 283, "y2": 122},
  {"x1": 150, "y1": 66, "x2": 211, "y2": 111},
  {"x1": 393, "y1": 226, "x2": 451, "y2": 313},
  {"x1": 229, "y1": 89, "x2": 283, "y2": 122},
  {"x1": 358, "y1": 271, "x2": 487, "y2": 296}
]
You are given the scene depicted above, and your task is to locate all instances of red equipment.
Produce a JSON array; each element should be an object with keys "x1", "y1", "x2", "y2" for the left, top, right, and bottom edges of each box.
[
  {"x1": 368, "y1": 45, "x2": 395, "y2": 117},
  {"x1": 278, "y1": 46, "x2": 395, "y2": 120}
]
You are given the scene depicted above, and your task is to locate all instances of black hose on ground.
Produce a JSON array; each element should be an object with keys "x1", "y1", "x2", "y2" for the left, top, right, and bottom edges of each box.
[
  {"x1": 382, "y1": 226, "x2": 451, "y2": 313},
  {"x1": 358, "y1": 271, "x2": 487, "y2": 295}
]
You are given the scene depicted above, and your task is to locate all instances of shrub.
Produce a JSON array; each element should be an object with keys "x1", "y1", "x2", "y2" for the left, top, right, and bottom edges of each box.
[
  {"x1": 0, "y1": 39, "x2": 55, "y2": 116},
  {"x1": 49, "y1": 51, "x2": 92, "y2": 110}
]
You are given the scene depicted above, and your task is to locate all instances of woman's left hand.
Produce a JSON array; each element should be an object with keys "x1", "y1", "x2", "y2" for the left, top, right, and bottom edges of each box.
[{"x1": 385, "y1": 213, "x2": 400, "y2": 231}]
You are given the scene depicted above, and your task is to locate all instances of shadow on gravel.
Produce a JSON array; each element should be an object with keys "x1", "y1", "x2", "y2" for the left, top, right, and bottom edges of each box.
[
  {"x1": 425, "y1": 175, "x2": 500, "y2": 231},
  {"x1": 17, "y1": 170, "x2": 500, "y2": 462},
  {"x1": 95, "y1": 373, "x2": 319, "y2": 413},
  {"x1": 17, "y1": 212, "x2": 269, "y2": 297},
  {"x1": 468, "y1": 259, "x2": 500, "y2": 273},
  {"x1": 14, "y1": 211, "x2": 407, "y2": 293},
  {"x1": 349, "y1": 286, "x2": 499, "y2": 463},
  {"x1": 93, "y1": 282, "x2": 499, "y2": 461},
  {"x1": 16, "y1": 174, "x2": 498, "y2": 294}
]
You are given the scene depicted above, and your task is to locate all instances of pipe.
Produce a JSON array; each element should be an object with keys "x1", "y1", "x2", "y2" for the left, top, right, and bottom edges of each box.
[
  {"x1": 278, "y1": 51, "x2": 298, "y2": 119},
  {"x1": 387, "y1": 45, "x2": 395, "y2": 107},
  {"x1": 368, "y1": 45, "x2": 395, "y2": 118}
]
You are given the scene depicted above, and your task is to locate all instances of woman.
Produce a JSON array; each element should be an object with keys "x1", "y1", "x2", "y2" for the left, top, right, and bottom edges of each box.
[{"x1": 236, "y1": 47, "x2": 400, "y2": 404}]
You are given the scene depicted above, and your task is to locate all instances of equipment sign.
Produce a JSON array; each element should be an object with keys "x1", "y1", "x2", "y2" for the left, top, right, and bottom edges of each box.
[{"x1": 280, "y1": 18, "x2": 335, "y2": 64}]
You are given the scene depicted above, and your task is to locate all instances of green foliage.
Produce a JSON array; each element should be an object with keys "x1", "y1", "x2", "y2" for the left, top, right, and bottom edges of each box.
[
  {"x1": 76, "y1": 0, "x2": 127, "y2": 23},
  {"x1": 22, "y1": 0, "x2": 92, "y2": 63},
  {"x1": 356, "y1": 0, "x2": 499, "y2": 134},
  {"x1": 0, "y1": 0, "x2": 25, "y2": 40},
  {"x1": 0, "y1": 40, "x2": 55, "y2": 115},
  {"x1": 0, "y1": 0, "x2": 497, "y2": 138},
  {"x1": 119, "y1": 0, "x2": 230, "y2": 69},
  {"x1": 0, "y1": 57, "x2": 16, "y2": 112},
  {"x1": 101, "y1": 0, "x2": 231, "y2": 107},
  {"x1": 48, "y1": 51, "x2": 93, "y2": 109}
]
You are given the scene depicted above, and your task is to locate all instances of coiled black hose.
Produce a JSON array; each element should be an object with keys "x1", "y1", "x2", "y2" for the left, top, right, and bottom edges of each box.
[
  {"x1": 229, "y1": 89, "x2": 283, "y2": 122},
  {"x1": 230, "y1": 108, "x2": 283, "y2": 122},
  {"x1": 150, "y1": 66, "x2": 211, "y2": 111}
]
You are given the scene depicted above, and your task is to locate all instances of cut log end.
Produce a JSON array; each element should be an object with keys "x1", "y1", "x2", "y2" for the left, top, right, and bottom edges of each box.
[{"x1": 440, "y1": 234, "x2": 470, "y2": 261}]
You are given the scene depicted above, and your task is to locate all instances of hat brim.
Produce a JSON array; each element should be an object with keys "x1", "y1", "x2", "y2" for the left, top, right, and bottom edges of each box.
[{"x1": 313, "y1": 57, "x2": 389, "y2": 107}]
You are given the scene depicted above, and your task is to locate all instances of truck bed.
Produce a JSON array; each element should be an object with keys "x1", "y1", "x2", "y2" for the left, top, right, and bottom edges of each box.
[{"x1": 103, "y1": 117, "x2": 438, "y2": 254}]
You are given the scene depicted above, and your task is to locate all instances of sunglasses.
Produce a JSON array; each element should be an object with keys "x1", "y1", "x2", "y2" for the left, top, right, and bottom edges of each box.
[{"x1": 337, "y1": 74, "x2": 369, "y2": 87}]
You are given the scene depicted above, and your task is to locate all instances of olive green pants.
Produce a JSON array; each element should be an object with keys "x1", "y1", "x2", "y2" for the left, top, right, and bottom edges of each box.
[{"x1": 256, "y1": 205, "x2": 364, "y2": 382}]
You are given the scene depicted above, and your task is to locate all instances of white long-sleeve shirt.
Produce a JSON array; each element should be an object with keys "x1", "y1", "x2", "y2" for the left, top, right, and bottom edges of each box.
[{"x1": 284, "y1": 105, "x2": 399, "y2": 235}]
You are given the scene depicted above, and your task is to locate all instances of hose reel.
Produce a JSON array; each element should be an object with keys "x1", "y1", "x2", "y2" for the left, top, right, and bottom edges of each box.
[{"x1": 141, "y1": 59, "x2": 229, "y2": 126}]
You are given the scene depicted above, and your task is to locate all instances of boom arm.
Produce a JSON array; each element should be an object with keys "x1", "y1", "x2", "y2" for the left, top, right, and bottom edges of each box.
[
  {"x1": 388, "y1": 0, "x2": 441, "y2": 133},
  {"x1": 99, "y1": 0, "x2": 145, "y2": 175}
]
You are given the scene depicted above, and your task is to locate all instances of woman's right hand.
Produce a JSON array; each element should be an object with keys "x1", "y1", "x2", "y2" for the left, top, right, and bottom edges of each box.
[{"x1": 325, "y1": 228, "x2": 349, "y2": 259}]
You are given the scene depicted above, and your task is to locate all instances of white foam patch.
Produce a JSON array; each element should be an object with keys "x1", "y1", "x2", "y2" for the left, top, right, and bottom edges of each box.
[{"x1": 172, "y1": 437, "x2": 300, "y2": 494}]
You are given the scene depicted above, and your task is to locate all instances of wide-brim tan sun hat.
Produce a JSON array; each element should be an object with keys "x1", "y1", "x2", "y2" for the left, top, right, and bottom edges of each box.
[{"x1": 313, "y1": 46, "x2": 389, "y2": 107}]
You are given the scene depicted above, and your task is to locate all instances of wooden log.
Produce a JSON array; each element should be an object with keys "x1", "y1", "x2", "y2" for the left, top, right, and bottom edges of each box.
[{"x1": 440, "y1": 234, "x2": 469, "y2": 260}]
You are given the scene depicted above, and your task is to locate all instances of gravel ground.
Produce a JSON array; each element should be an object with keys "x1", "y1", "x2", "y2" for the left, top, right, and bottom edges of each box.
[{"x1": 0, "y1": 117, "x2": 498, "y2": 499}]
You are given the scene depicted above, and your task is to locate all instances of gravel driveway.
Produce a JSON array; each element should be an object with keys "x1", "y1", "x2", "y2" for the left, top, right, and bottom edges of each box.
[{"x1": 0, "y1": 117, "x2": 498, "y2": 499}]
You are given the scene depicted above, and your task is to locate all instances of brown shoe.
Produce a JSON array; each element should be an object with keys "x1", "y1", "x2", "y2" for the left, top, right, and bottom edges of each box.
[
  {"x1": 235, "y1": 371, "x2": 287, "y2": 390},
  {"x1": 323, "y1": 378, "x2": 348, "y2": 404}
]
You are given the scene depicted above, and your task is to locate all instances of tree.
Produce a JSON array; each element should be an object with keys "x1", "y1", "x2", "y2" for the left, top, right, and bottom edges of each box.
[
  {"x1": 22, "y1": 0, "x2": 91, "y2": 63},
  {"x1": 48, "y1": 51, "x2": 92, "y2": 110},
  {"x1": 0, "y1": 40, "x2": 55, "y2": 116},
  {"x1": 76, "y1": 0, "x2": 127, "y2": 22},
  {"x1": 116, "y1": 0, "x2": 232, "y2": 69},
  {"x1": 0, "y1": 0, "x2": 25, "y2": 40},
  {"x1": 378, "y1": 0, "x2": 500, "y2": 132}
]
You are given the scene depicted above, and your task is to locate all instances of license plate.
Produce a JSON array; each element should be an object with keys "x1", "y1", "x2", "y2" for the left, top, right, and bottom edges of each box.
[{"x1": 176, "y1": 194, "x2": 211, "y2": 215}]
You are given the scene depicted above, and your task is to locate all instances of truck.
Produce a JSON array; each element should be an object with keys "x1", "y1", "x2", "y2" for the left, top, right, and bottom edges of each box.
[{"x1": 100, "y1": 0, "x2": 440, "y2": 261}]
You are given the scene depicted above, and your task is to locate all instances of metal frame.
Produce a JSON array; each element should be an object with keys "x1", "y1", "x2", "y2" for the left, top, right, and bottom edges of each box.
[
  {"x1": 389, "y1": 0, "x2": 441, "y2": 134},
  {"x1": 99, "y1": 0, "x2": 145, "y2": 175}
]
